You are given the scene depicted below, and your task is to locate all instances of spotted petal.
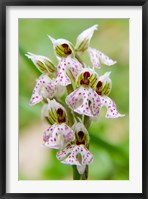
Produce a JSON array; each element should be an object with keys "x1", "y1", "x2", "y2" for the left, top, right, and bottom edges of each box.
[
  {"x1": 100, "y1": 96, "x2": 125, "y2": 118},
  {"x1": 43, "y1": 124, "x2": 75, "y2": 149},
  {"x1": 63, "y1": 57, "x2": 83, "y2": 78},
  {"x1": 57, "y1": 145, "x2": 93, "y2": 174},
  {"x1": 30, "y1": 74, "x2": 55, "y2": 105},
  {"x1": 55, "y1": 61, "x2": 71, "y2": 86},
  {"x1": 88, "y1": 47, "x2": 117, "y2": 68},
  {"x1": 66, "y1": 87, "x2": 101, "y2": 117}
]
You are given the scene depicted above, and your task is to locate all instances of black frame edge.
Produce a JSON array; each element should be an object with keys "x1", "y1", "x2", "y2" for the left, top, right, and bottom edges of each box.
[
  {"x1": 0, "y1": 0, "x2": 146, "y2": 6},
  {"x1": 0, "y1": 0, "x2": 147, "y2": 198},
  {"x1": 142, "y1": 1, "x2": 148, "y2": 199}
]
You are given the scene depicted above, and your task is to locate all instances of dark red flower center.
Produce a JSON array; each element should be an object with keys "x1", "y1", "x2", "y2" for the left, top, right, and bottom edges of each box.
[
  {"x1": 80, "y1": 72, "x2": 90, "y2": 86},
  {"x1": 57, "y1": 108, "x2": 66, "y2": 123},
  {"x1": 76, "y1": 131, "x2": 85, "y2": 145},
  {"x1": 62, "y1": 43, "x2": 72, "y2": 55},
  {"x1": 96, "y1": 81, "x2": 102, "y2": 95}
]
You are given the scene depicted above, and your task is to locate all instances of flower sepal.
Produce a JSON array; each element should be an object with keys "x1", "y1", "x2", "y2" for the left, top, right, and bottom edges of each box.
[
  {"x1": 75, "y1": 25, "x2": 98, "y2": 53},
  {"x1": 25, "y1": 52, "x2": 56, "y2": 76}
]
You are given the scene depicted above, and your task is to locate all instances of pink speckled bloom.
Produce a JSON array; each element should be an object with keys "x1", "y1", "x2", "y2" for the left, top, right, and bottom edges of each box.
[
  {"x1": 43, "y1": 123, "x2": 75, "y2": 149},
  {"x1": 57, "y1": 144, "x2": 93, "y2": 174}
]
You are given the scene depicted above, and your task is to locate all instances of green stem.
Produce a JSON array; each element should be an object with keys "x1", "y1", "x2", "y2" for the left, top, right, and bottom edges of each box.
[
  {"x1": 73, "y1": 165, "x2": 81, "y2": 180},
  {"x1": 75, "y1": 53, "x2": 85, "y2": 67},
  {"x1": 80, "y1": 165, "x2": 88, "y2": 180},
  {"x1": 84, "y1": 115, "x2": 92, "y2": 129},
  {"x1": 66, "y1": 84, "x2": 74, "y2": 94}
]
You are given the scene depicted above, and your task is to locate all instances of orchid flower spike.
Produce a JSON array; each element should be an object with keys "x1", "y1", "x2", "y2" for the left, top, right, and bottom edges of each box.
[
  {"x1": 25, "y1": 52, "x2": 56, "y2": 76},
  {"x1": 48, "y1": 36, "x2": 75, "y2": 60},
  {"x1": 75, "y1": 24, "x2": 98, "y2": 53},
  {"x1": 57, "y1": 144, "x2": 93, "y2": 175},
  {"x1": 88, "y1": 47, "x2": 117, "y2": 68}
]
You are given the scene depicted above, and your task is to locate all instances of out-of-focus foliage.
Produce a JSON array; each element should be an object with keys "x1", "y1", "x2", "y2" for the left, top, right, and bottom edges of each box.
[{"x1": 19, "y1": 19, "x2": 129, "y2": 180}]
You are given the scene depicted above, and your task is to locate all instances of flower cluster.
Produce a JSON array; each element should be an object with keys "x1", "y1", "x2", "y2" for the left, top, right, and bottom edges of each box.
[{"x1": 26, "y1": 24, "x2": 124, "y2": 178}]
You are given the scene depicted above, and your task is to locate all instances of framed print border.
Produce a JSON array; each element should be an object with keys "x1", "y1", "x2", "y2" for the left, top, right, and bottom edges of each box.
[{"x1": 0, "y1": 0, "x2": 148, "y2": 198}]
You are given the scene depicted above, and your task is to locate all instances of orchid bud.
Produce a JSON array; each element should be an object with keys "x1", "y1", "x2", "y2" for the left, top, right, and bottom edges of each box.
[
  {"x1": 48, "y1": 36, "x2": 75, "y2": 59},
  {"x1": 25, "y1": 52, "x2": 56, "y2": 75},
  {"x1": 76, "y1": 68, "x2": 98, "y2": 89},
  {"x1": 75, "y1": 24, "x2": 98, "y2": 53},
  {"x1": 96, "y1": 72, "x2": 112, "y2": 96}
]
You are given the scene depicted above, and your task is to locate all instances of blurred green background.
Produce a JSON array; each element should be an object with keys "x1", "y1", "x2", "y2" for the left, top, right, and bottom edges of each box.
[{"x1": 19, "y1": 19, "x2": 129, "y2": 180}]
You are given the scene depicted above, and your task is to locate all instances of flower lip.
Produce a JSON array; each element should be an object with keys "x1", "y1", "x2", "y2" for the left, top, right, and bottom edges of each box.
[
  {"x1": 43, "y1": 123, "x2": 75, "y2": 149},
  {"x1": 66, "y1": 86, "x2": 101, "y2": 117},
  {"x1": 57, "y1": 144, "x2": 94, "y2": 174}
]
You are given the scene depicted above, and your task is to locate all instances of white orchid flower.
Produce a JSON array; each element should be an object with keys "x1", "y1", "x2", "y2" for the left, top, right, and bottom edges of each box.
[
  {"x1": 57, "y1": 144, "x2": 93, "y2": 174},
  {"x1": 43, "y1": 123, "x2": 75, "y2": 149},
  {"x1": 66, "y1": 68, "x2": 101, "y2": 117}
]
